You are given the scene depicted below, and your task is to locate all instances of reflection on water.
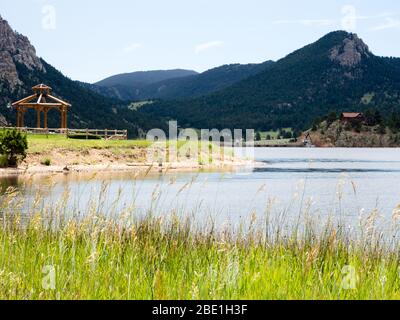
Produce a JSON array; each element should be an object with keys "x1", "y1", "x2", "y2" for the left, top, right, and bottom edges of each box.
[
  {"x1": 0, "y1": 175, "x2": 21, "y2": 192},
  {"x1": 1, "y1": 148, "x2": 400, "y2": 228},
  {"x1": 262, "y1": 159, "x2": 400, "y2": 164},
  {"x1": 254, "y1": 168, "x2": 400, "y2": 173}
]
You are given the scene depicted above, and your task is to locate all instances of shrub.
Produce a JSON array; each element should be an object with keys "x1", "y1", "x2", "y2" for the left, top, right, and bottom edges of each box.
[
  {"x1": 377, "y1": 124, "x2": 386, "y2": 135},
  {"x1": 326, "y1": 112, "x2": 338, "y2": 126},
  {"x1": 281, "y1": 130, "x2": 293, "y2": 139},
  {"x1": 344, "y1": 122, "x2": 352, "y2": 131},
  {"x1": 311, "y1": 118, "x2": 321, "y2": 131},
  {"x1": 41, "y1": 158, "x2": 51, "y2": 166},
  {"x1": 0, "y1": 129, "x2": 28, "y2": 167},
  {"x1": 0, "y1": 154, "x2": 8, "y2": 168},
  {"x1": 352, "y1": 121, "x2": 362, "y2": 133},
  {"x1": 365, "y1": 109, "x2": 382, "y2": 126}
]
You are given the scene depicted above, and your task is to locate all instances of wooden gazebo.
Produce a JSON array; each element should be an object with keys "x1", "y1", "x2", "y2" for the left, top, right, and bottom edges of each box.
[{"x1": 12, "y1": 84, "x2": 71, "y2": 129}]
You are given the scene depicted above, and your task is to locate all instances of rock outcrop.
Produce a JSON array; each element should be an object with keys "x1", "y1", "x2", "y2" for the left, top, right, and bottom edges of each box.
[
  {"x1": 329, "y1": 33, "x2": 370, "y2": 67},
  {"x1": 0, "y1": 15, "x2": 45, "y2": 88},
  {"x1": 0, "y1": 113, "x2": 8, "y2": 126}
]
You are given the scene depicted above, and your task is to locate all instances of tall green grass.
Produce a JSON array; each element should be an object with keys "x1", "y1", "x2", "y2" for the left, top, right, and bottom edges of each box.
[{"x1": 0, "y1": 184, "x2": 399, "y2": 300}]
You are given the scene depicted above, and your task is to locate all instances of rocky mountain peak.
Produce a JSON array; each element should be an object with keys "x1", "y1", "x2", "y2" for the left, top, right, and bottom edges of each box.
[
  {"x1": 329, "y1": 32, "x2": 370, "y2": 67},
  {"x1": 0, "y1": 15, "x2": 45, "y2": 88}
]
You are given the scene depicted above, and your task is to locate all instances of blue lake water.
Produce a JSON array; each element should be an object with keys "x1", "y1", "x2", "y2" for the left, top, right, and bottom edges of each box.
[{"x1": 2, "y1": 148, "x2": 400, "y2": 228}]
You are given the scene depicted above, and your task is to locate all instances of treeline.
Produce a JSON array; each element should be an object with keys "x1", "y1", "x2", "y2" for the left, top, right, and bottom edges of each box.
[{"x1": 255, "y1": 129, "x2": 300, "y2": 141}]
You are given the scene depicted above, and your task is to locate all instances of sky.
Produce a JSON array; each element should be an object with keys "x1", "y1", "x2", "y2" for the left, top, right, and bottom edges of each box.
[{"x1": 2, "y1": 0, "x2": 400, "y2": 83}]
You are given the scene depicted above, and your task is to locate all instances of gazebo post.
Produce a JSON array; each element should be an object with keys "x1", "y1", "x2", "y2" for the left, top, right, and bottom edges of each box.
[
  {"x1": 36, "y1": 108, "x2": 41, "y2": 129},
  {"x1": 64, "y1": 109, "x2": 68, "y2": 129},
  {"x1": 20, "y1": 108, "x2": 25, "y2": 127},
  {"x1": 16, "y1": 107, "x2": 21, "y2": 128},
  {"x1": 17, "y1": 107, "x2": 25, "y2": 128},
  {"x1": 60, "y1": 109, "x2": 65, "y2": 129},
  {"x1": 60, "y1": 108, "x2": 68, "y2": 129},
  {"x1": 43, "y1": 108, "x2": 49, "y2": 129}
]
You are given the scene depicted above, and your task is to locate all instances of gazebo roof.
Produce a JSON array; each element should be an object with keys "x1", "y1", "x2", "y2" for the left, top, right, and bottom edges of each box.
[
  {"x1": 341, "y1": 112, "x2": 363, "y2": 118},
  {"x1": 32, "y1": 83, "x2": 52, "y2": 90},
  {"x1": 32, "y1": 83, "x2": 52, "y2": 95},
  {"x1": 12, "y1": 83, "x2": 71, "y2": 107}
]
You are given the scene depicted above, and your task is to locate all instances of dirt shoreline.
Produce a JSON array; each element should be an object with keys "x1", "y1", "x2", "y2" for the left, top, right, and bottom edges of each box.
[
  {"x1": 0, "y1": 146, "x2": 257, "y2": 176},
  {"x1": 0, "y1": 161, "x2": 256, "y2": 176}
]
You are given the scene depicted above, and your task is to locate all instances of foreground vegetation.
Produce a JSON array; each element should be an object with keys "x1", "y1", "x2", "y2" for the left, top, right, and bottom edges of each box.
[
  {"x1": 0, "y1": 129, "x2": 27, "y2": 167},
  {"x1": 0, "y1": 185, "x2": 399, "y2": 300}
]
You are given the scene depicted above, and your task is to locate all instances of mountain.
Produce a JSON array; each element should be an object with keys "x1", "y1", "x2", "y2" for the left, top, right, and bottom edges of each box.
[
  {"x1": 96, "y1": 69, "x2": 198, "y2": 87},
  {"x1": 90, "y1": 62, "x2": 275, "y2": 101},
  {"x1": 0, "y1": 15, "x2": 162, "y2": 137},
  {"x1": 138, "y1": 31, "x2": 400, "y2": 131},
  {"x1": 92, "y1": 69, "x2": 198, "y2": 101},
  {"x1": 136, "y1": 62, "x2": 275, "y2": 100}
]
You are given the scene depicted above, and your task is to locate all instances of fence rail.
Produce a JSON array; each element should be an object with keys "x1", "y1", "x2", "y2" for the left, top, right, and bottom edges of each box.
[{"x1": 1, "y1": 127, "x2": 128, "y2": 140}]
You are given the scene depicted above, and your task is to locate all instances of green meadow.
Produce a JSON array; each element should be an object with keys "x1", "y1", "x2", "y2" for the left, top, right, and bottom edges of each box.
[{"x1": 26, "y1": 134, "x2": 151, "y2": 153}]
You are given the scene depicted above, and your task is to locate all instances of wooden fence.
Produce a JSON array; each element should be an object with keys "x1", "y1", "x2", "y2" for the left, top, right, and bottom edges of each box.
[{"x1": 1, "y1": 127, "x2": 128, "y2": 140}]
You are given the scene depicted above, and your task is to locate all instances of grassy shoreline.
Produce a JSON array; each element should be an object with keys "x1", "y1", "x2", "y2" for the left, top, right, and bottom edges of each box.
[{"x1": 0, "y1": 187, "x2": 399, "y2": 300}]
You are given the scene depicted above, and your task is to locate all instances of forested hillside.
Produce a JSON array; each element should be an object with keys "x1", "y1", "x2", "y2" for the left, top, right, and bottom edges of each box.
[{"x1": 138, "y1": 31, "x2": 400, "y2": 131}]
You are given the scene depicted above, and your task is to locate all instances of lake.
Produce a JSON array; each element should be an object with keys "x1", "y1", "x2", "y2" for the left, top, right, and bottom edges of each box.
[{"x1": 2, "y1": 148, "x2": 400, "y2": 229}]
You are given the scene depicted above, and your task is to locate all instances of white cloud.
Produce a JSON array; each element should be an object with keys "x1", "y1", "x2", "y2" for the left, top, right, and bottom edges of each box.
[
  {"x1": 123, "y1": 43, "x2": 143, "y2": 53},
  {"x1": 356, "y1": 12, "x2": 398, "y2": 21},
  {"x1": 273, "y1": 11, "x2": 400, "y2": 30},
  {"x1": 195, "y1": 41, "x2": 223, "y2": 54},
  {"x1": 273, "y1": 19, "x2": 335, "y2": 27},
  {"x1": 370, "y1": 17, "x2": 400, "y2": 31}
]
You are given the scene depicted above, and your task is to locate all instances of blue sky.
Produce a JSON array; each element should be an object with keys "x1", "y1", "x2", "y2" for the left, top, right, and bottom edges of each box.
[{"x1": 2, "y1": 0, "x2": 400, "y2": 83}]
